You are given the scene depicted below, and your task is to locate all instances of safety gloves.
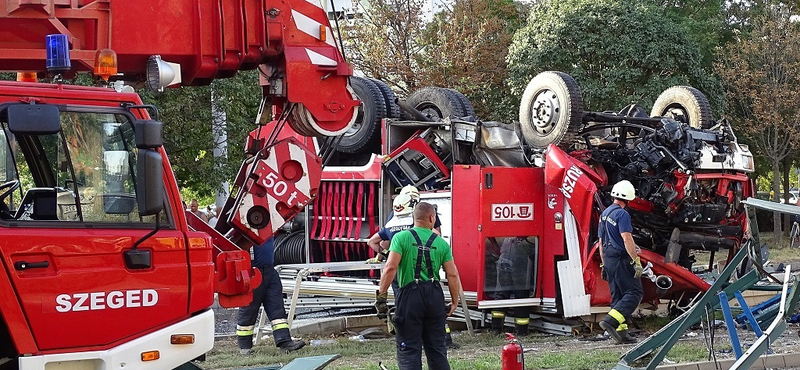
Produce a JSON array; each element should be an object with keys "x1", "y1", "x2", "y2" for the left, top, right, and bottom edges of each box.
[
  {"x1": 632, "y1": 257, "x2": 643, "y2": 279},
  {"x1": 375, "y1": 291, "x2": 389, "y2": 319},
  {"x1": 600, "y1": 264, "x2": 608, "y2": 281}
]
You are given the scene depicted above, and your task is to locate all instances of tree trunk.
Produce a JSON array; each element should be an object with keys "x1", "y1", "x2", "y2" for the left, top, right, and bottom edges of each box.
[
  {"x1": 784, "y1": 156, "x2": 791, "y2": 236},
  {"x1": 773, "y1": 160, "x2": 783, "y2": 243}
]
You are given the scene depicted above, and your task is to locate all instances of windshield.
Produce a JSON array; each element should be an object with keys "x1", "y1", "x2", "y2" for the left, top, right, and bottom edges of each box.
[{"x1": 0, "y1": 107, "x2": 167, "y2": 224}]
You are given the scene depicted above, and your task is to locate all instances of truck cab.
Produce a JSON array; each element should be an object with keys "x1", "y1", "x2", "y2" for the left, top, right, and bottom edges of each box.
[{"x1": 0, "y1": 81, "x2": 215, "y2": 370}]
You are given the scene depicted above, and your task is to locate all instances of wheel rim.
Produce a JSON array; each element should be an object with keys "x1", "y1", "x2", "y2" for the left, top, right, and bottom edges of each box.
[
  {"x1": 530, "y1": 89, "x2": 561, "y2": 136},
  {"x1": 662, "y1": 104, "x2": 689, "y2": 124},
  {"x1": 415, "y1": 102, "x2": 444, "y2": 119}
]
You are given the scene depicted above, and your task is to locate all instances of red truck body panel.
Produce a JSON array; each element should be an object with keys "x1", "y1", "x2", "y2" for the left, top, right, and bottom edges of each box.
[{"x1": 0, "y1": 82, "x2": 214, "y2": 355}]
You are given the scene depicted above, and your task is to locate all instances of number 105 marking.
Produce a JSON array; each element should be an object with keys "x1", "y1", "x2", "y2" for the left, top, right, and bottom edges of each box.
[{"x1": 491, "y1": 203, "x2": 534, "y2": 221}]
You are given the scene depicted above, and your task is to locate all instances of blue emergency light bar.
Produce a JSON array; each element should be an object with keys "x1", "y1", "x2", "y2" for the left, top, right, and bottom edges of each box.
[{"x1": 46, "y1": 34, "x2": 71, "y2": 73}]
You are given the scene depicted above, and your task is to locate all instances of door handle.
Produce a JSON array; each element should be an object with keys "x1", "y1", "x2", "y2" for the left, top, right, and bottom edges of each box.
[{"x1": 14, "y1": 260, "x2": 49, "y2": 270}]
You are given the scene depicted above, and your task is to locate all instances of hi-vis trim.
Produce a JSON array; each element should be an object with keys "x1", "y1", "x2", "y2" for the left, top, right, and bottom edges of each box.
[
  {"x1": 55, "y1": 289, "x2": 159, "y2": 312},
  {"x1": 305, "y1": 49, "x2": 337, "y2": 66},
  {"x1": 291, "y1": 10, "x2": 336, "y2": 47}
]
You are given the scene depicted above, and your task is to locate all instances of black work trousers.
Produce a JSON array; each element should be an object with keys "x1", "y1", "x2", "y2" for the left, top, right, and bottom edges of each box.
[
  {"x1": 604, "y1": 252, "x2": 643, "y2": 319},
  {"x1": 236, "y1": 265, "x2": 291, "y2": 348},
  {"x1": 392, "y1": 280, "x2": 450, "y2": 370}
]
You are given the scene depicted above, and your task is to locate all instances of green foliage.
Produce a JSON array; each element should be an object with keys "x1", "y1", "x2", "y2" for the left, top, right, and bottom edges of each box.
[
  {"x1": 138, "y1": 70, "x2": 261, "y2": 197},
  {"x1": 341, "y1": 0, "x2": 429, "y2": 94},
  {"x1": 715, "y1": 9, "x2": 800, "y2": 233},
  {"x1": 507, "y1": 0, "x2": 723, "y2": 113},
  {"x1": 419, "y1": 0, "x2": 528, "y2": 121}
]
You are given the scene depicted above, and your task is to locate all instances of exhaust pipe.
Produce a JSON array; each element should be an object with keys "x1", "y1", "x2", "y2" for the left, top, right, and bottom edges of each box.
[{"x1": 655, "y1": 275, "x2": 673, "y2": 297}]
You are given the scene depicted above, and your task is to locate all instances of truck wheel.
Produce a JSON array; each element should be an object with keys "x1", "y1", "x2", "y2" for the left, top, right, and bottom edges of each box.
[
  {"x1": 519, "y1": 71, "x2": 584, "y2": 150},
  {"x1": 443, "y1": 88, "x2": 476, "y2": 118},
  {"x1": 337, "y1": 76, "x2": 387, "y2": 154},
  {"x1": 406, "y1": 87, "x2": 470, "y2": 120},
  {"x1": 369, "y1": 78, "x2": 401, "y2": 119},
  {"x1": 650, "y1": 86, "x2": 713, "y2": 129}
]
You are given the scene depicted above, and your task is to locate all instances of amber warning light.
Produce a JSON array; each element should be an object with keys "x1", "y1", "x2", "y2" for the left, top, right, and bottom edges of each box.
[
  {"x1": 141, "y1": 350, "x2": 160, "y2": 362},
  {"x1": 170, "y1": 334, "x2": 195, "y2": 345},
  {"x1": 16, "y1": 72, "x2": 37, "y2": 82},
  {"x1": 94, "y1": 49, "x2": 118, "y2": 81}
]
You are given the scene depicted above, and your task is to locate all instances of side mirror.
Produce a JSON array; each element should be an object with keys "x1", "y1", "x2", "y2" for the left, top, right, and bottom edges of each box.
[
  {"x1": 7, "y1": 104, "x2": 61, "y2": 135},
  {"x1": 136, "y1": 149, "x2": 164, "y2": 216},
  {"x1": 133, "y1": 119, "x2": 163, "y2": 148}
]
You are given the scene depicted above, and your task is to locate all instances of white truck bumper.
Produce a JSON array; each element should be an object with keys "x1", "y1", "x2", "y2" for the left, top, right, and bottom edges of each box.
[{"x1": 20, "y1": 309, "x2": 214, "y2": 370}]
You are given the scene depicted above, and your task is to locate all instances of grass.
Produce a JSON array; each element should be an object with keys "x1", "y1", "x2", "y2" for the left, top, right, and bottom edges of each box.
[
  {"x1": 201, "y1": 234, "x2": 800, "y2": 370},
  {"x1": 202, "y1": 326, "x2": 718, "y2": 370}
]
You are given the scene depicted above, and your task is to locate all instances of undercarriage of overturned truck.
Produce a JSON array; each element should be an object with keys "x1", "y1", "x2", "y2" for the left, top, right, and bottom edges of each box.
[
  {"x1": 576, "y1": 109, "x2": 753, "y2": 271},
  {"x1": 278, "y1": 70, "x2": 755, "y2": 319}
]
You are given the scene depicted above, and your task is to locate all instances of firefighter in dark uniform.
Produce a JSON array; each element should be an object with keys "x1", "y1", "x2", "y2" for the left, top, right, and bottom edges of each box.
[
  {"x1": 598, "y1": 180, "x2": 643, "y2": 344},
  {"x1": 374, "y1": 202, "x2": 461, "y2": 370},
  {"x1": 489, "y1": 236, "x2": 536, "y2": 336},
  {"x1": 236, "y1": 237, "x2": 305, "y2": 354}
]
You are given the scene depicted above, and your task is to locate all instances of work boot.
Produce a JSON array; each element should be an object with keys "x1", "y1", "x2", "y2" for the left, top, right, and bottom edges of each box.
[
  {"x1": 491, "y1": 311, "x2": 505, "y2": 335},
  {"x1": 445, "y1": 332, "x2": 460, "y2": 349},
  {"x1": 514, "y1": 317, "x2": 530, "y2": 336},
  {"x1": 617, "y1": 330, "x2": 637, "y2": 344},
  {"x1": 599, "y1": 319, "x2": 623, "y2": 344},
  {"x1": 239, "y1": 348, "x2": 253, "y2": 356},
  {"x1": 515, "y1": 323, "x2": 530, "y2": 336},
  {"x1": 278, "y1": 339, "x2": 306, "y2": 353}
]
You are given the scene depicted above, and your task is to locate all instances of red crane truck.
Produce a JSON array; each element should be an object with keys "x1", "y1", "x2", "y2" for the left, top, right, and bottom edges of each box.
[{"x1": 0, "y1": 1, "x2": 358, "y2": 369}]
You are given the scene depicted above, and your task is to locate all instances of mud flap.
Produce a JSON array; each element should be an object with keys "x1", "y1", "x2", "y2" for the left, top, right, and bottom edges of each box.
[{"x1": 215, "y1": 250, "x2": 263, "y2": 308}]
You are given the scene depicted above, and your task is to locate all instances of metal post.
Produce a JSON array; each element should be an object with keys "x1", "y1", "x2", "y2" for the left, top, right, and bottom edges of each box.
[
  {"x1": 718, "y1": 291, "x2": 743, "y2": 358},
  {"x1": 211, "y1": 85, "x2": 230, "y2": 210},
  {"x1": 614, "y1": 245, "x2": 758, "y2": 370},
  {"x1": 734, "y1": 291, "x2": 764, "y2": 337}
]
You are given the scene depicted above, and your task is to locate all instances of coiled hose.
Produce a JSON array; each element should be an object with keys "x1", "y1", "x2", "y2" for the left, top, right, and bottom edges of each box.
[{"x1": 273, "y1": 230, "x2": 306, "y2": 265}]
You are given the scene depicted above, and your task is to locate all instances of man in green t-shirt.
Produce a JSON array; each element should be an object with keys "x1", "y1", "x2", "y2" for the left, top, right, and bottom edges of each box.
[{"x1": 374, "y1": 202, "x2": 461, "y2": 370}]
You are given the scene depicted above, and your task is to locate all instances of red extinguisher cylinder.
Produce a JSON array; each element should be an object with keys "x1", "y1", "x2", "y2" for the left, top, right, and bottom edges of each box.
[{"x1": 501, "y1": 333, "x2": 524, "y2": 370}]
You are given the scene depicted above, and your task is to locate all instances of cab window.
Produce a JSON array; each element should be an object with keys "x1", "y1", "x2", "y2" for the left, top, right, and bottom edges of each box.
[{"x1": 0, "y1": 107, "x2": 168, "y2": 225}]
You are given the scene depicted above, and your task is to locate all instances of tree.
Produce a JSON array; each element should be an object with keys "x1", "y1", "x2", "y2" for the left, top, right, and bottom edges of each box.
[
  {"x1": 139, "y1": 70, "x2": 261, "y2": 198},
  {"x1": 418, "y1": 0, "x2": 528, "y2": 121},
  {"x1": 715, "y1": 11, "x2": 800, "y2": 237},
  {"x1": 648, "y1": 0, "x2": 732, "y2": 67},
  {"x1": 341, "y1": 0, "x2": 428, "y2": 94},
  {"x1": 506, "y1": 0, "x2": 722, "y2": 113}
]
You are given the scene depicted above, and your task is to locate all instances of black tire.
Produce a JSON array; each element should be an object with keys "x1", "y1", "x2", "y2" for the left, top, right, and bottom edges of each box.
[
  {"x1": 406, "y1": 86, "x2": 469, "y2": 120},
  {"x1": 369, "y1": 78, "x2": 400, "y2": 119},
  {"x1": 650, "y1": 86, "x2": 713, "y2": 129},
  {"x1": 518, "y1": 71, "x2": 584, "y2": 150},
  {"x1": 443, "y1": 88, "x2": 476, "y2": 117},
  {"x1": 338, "y1": 76, "x2": 387, "y2": 153}
]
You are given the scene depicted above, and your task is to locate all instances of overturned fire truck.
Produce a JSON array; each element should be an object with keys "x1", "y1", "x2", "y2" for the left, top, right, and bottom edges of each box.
[{"x1": 273, "y1": 71, "x2": 754, "y2": 321}]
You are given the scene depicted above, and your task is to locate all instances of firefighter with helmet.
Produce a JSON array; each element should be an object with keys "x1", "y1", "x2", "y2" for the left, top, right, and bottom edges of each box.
[
  {"x1": 598, "y1": 180, "x2": 643, "y2": 344},
  {"x1": 366, "y1": 185, "x2": 457, "y2": 348},
  {"x1": 366, "y1": 185, "x2": 441, "y2": 262}
]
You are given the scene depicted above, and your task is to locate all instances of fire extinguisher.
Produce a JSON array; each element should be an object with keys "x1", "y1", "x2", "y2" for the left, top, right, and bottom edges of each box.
[{"x1": 501, "y1": 333, "x2": 524, "y2": 370}]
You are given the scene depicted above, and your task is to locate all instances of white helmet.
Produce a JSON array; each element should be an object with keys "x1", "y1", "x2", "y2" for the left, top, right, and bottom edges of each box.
[
  {"x1": 399, "y1": 185, "x2": 420, "y2": 200},
  {"x1": 393, "y1": 192, "x2": 418, "y2": 216},
  {"x1": 610, "y1": 180, "x2": 636, "y2": 201}
]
